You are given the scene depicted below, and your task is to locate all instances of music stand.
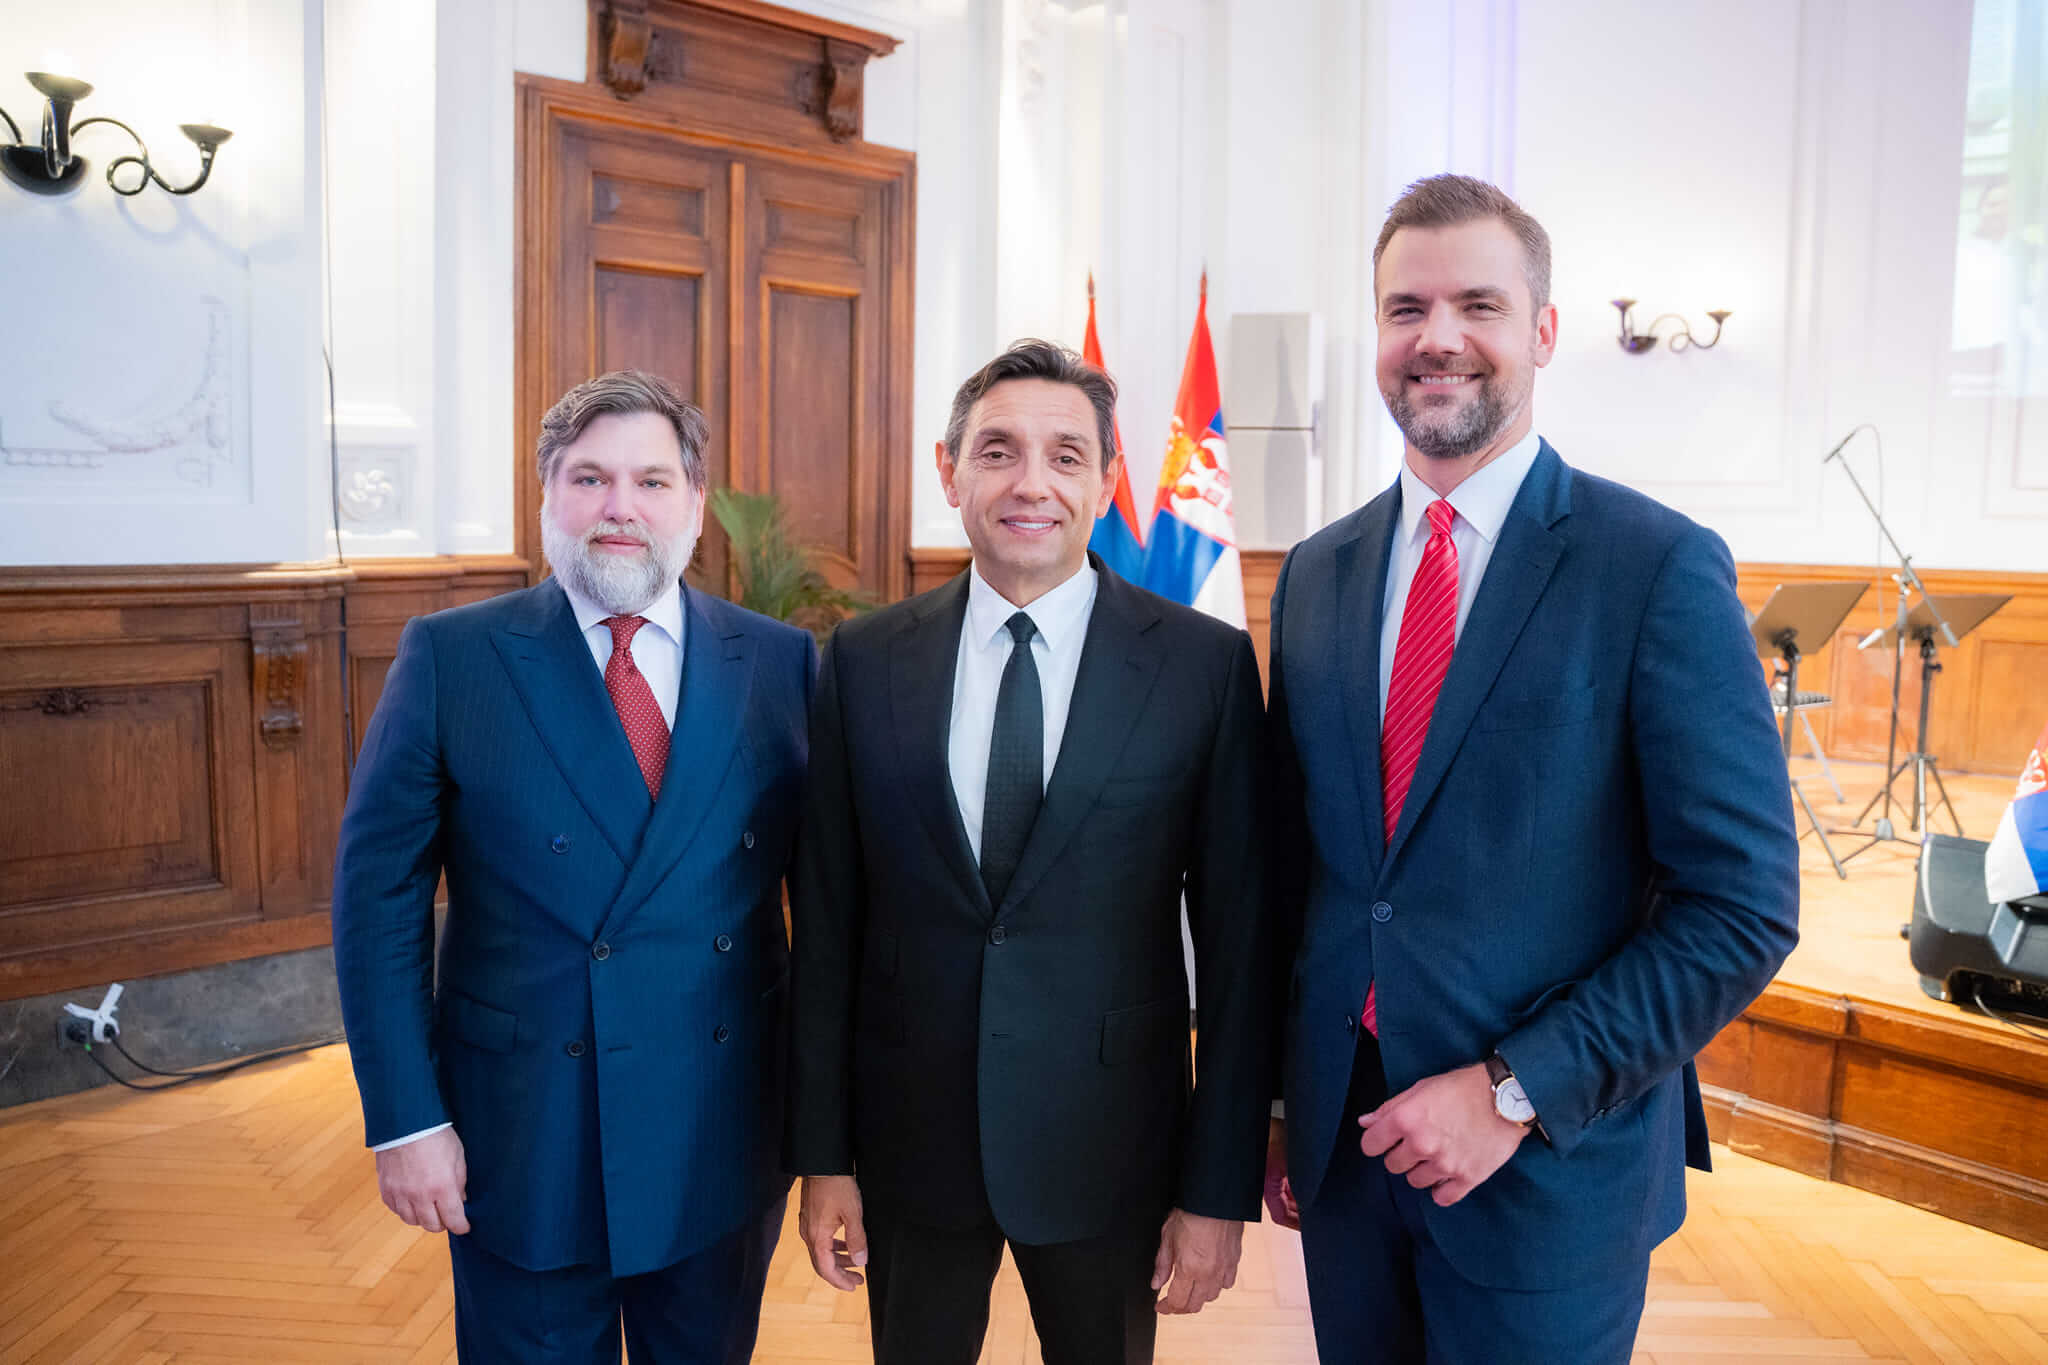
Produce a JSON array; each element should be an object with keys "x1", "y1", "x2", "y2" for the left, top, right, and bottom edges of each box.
[
  {"x1": 1750, "y1": 581, "x2": 1869, "y2": 879},
  {"x1": 1840, "y1": 592, "x2": 2010, "y2": 858}
]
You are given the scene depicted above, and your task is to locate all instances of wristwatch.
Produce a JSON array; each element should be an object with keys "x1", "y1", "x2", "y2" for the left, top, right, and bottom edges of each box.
[{"x1": 1484, "y1": 1053, "x2": 1536, "y2": 1127}]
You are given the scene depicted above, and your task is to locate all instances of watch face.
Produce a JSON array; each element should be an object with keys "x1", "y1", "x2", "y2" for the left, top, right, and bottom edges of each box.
[{"x1": 1495, "y1": 1077, "x2": 1536, "y2": 1125}]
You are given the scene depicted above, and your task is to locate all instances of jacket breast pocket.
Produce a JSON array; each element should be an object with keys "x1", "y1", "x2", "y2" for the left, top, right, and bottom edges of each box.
[
  {"x1": 441, "y1": 990, "x2": 518, "y2": 1054},
  {"x1": 1474, "y1": 684, "x2": 1600, "y2": 733}
]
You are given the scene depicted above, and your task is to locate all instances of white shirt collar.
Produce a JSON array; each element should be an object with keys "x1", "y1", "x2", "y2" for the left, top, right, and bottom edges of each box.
[
  {"x1": 558, "y1": 574, "x2": 686, "y2": 649},
  {"x1": 1397, "y1": 429, "x2": 1544, "y2": 546},
  {"x1": 965, "y1": 560, "x2": 1098, "y2": 651}
]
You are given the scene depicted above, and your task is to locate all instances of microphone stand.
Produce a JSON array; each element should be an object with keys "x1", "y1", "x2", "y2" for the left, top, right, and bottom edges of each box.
[{"x1": 1823, "y1": 443, "x2": 1957, "y2": 856}]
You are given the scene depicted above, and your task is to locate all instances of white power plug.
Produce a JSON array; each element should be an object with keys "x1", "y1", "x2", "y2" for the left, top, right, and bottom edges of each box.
[{"x1": 62, "y1": 983, "x2": 124, "y2": 1043}]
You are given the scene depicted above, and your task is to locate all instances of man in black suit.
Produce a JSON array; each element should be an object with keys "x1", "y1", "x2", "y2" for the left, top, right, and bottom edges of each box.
[{"x1": 786, "y1": 340, "x2": 1271, "y2": 1365}]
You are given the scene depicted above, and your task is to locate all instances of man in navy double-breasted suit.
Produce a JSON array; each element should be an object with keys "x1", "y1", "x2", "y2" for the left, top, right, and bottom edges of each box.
[
  {"x1": 334, "y1": 371, "x2": 815, "y2": 1362},
  {"x1": 1264, "y1": 176, "x2": 1800, "y2": 1362}
]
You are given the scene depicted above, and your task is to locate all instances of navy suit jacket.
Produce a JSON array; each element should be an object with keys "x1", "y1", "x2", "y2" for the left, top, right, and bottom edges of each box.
[
  {"x1": 1269, "y1": 442, "x2": 1799, "y2": 1291},
  {"x1": 332, "y1": 578, "x2": 814, "y2": 1276}
]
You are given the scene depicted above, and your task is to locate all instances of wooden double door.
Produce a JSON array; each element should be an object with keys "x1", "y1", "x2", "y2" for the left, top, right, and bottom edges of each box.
[{"x1": 518, "y1": 77, "x2": 915, "y2": 601}]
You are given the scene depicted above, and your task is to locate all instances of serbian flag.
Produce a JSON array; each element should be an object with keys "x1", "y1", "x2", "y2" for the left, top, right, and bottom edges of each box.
[
  {"x1": 1985, "y1": 719, "x2": 2048, "y2": 904},
  {"x1": 1083, "y1": 272, "x2": 1148, "y2": 583},
  {"x1": 1141, "y1": 273, "x2": 1245, "y2": 627}
]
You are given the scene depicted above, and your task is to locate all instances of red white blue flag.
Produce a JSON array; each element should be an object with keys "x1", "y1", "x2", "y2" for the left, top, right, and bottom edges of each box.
[
  {"x1": 1986, "y1": 719, "x2": 2048, "y2": 904},
  {"x1": 1141, "y1": 273, "x2": 1245, "y2": 627},
  {"x1": 1083, "y1": 273, "x2": 1149, "y2": 584}
]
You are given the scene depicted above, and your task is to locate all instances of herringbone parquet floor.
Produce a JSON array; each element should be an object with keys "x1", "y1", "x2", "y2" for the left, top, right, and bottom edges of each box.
[{"x1": 2, "y1": 1045, "x2": 2045, "y2": 1363}]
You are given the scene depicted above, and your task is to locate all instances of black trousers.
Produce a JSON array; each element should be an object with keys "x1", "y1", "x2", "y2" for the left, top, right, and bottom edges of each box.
[
  {"x1": 448, "y1": 1187, "x2": 786, "y2": 1365},
  {"x1": 1296, "y1": 1039, "x2": 1649, "y2": 1365},
  {"x1": 863, "y1": 1202, "x2": 1159, "y2": 1365}
]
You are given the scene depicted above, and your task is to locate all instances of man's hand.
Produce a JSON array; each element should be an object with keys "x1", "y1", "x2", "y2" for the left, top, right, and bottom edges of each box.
[
  {"x1": 1150, "y1": 1208, "x2": 1243, "y2": 1314},
  {"x1": 1357, "y1": 1062, "x2": 1529, "y2": 1207},
  {"x1": 374, "y1": 1127, "x2": 470, "y2": 1235},
  {"x1": 1263, "y1": 1117, "x2": 1300, "y2": 1230},
  {"x1": 799, "y1": 1174, "x2": 869, "y2": 1290}
]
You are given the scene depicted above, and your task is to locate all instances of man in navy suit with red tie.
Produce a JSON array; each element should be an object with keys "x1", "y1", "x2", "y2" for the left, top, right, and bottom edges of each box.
[
  {"x1": 1263, "y1": 176, "x2": 1800, "y2": 1361},
  {"x1": 333, "y1": 371, "x2": 815, "y2": 1362}
]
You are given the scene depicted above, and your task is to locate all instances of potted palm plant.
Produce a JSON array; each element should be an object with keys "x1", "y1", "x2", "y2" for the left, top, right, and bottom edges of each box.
[{"x1": 708, "y1": 488, "x2": 874, "y2": 642}]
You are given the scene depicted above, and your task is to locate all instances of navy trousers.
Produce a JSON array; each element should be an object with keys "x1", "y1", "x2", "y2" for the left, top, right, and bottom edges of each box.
[
  {"x1": 449, "y1": 1188, "x2": 787, "y2": 1364},
  {"x1": 1297, "y1": 1040, "x2": 1649, "y2": 1365}
]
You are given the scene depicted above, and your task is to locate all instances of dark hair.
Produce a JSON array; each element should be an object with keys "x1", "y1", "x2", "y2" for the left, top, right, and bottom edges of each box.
[
  {"x1": 536, "y1": 370, "x2": 708, "y2": 490},
  {"x1": 1373, "y1": 174, "x2": 1552, "y2": 314},
  {"x1": 942, "y1": 339, "x2": 1119, "y2": 470}
]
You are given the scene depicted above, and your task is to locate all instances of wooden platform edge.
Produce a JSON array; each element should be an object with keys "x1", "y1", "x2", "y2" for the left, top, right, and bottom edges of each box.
[{"x1": 1700, "y1": 978, "x2": 2048, "y2": 1251}]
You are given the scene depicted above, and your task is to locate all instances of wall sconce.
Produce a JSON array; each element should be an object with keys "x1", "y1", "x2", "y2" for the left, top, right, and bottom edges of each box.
[
  {"x1": 1611, "y1": 298, "x2": 1730, "y2": 354},
  {"x1": 0, "y1": 71, "x2": 231, "y2": 197}
]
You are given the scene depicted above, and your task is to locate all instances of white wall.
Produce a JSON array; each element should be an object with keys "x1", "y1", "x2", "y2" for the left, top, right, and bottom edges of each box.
[
  {"x1": 6, "y1": 0, "x2": 2037, "y2": 577},
  {"x1": 0, "y1": 1, "x2": 326, "y2": 566}
]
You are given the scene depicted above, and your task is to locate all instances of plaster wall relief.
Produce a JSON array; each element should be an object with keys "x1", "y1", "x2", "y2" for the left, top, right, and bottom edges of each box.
[{"x1": 0, "y1": 295, "x2": 236, "y2": 493}]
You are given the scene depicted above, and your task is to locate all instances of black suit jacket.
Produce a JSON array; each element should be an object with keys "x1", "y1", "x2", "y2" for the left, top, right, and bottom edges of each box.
[{"x1": 785, "y1": 560, "x2": 1270, "y2": 1245}]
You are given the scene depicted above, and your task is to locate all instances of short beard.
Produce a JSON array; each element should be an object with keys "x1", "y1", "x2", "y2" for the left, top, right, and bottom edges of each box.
[
  {"x1": 541, "y1": 500, "x2": 697, "y2": 617},
  {"x1": 1382, "y1": 373, "x2": 1512, "y2": 461}
]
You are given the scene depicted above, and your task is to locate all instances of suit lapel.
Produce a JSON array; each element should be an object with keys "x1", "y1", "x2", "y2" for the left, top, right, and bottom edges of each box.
[
  {"x1": 602, "y1": 587, "x2": 753, "y2": 939},
  {"x1": 890, "y1": 576, "x2": 991, "y2": 915},
  {"x1": 1340, "y1": 489, "x2": 1399, "y2": 877},
  {"x1": 490, "y1": 580, "x2": 646, "y2": 865},
  {"x1": 1385, "y1": 444, "x2": 1571, "y2": 867},
  {"x1": 996, "y1": 567, "x2": 1165, "y2": 916}
]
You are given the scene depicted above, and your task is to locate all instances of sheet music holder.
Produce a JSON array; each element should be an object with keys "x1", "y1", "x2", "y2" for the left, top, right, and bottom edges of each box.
[
  {"x1": 1749, "y1": 581, "x2": 1868, "y2": 879},
  {"x1": 1841, "y1": 591, "x2": 2011, "y2": 861},
  {"x1": 1861, "y1": 593, "x2": 2010, "y2": 651}
]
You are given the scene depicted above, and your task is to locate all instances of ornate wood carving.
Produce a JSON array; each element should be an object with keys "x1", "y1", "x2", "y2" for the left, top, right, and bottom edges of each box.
[
  {"x1": 587, "y1": 0, "x2": 898, "y2": 144},
  {"x1": 795, "y1": 37, "x2": 868, "y2": 142},
  {"x1": 249, "y1": 605, "x2": 308, "y2": 751},
  {"x1": 600, "y1": 0, "x2": 654, "y2": 97}
]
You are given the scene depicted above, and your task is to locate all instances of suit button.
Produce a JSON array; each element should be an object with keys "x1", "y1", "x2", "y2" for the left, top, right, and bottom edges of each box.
[
  {"x1": 591, "y1": 941, "x2": 611, "y2": 961},
  {"x1": 742, "y1": 830, "x2": 756, "y2": 849},
  {"x1": 1371, "y1": 901, "x2": 1393, "y2": 923},
  {"x1": 988, "y1": 925, "x2": 1007, "y2": 945},
  {"x1": 714, "y1": 933, "x2": 733, "y2": 952},
  {"x1": 550, "y1": 834, "x2": 570, "y2": 854},
  {"x1": 713, "y1": 1024, "x2": 731, "y2": 1043},
  {"x1": 1343, "y1": 1012, "x2": 1357, "y2": 1033},
  {"x1": 565, "y1": 1040, "x2": 586, "y2": 1058}
]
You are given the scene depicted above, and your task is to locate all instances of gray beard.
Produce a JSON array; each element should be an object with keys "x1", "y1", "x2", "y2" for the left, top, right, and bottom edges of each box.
[
  {"x1": 1383, "y1": 375, "x2": 1511, "y2": 461},
  {"x1": 540, "y1": 500, "x2": 696, "y2": 617}
]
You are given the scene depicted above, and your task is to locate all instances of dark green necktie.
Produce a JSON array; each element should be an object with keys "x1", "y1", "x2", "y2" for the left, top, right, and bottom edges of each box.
[{"x1": 980, "y1": 611, "x2": 1042, "y2": 905}]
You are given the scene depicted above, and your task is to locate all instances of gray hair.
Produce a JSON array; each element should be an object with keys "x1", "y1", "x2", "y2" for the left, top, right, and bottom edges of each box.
[
  {"x1": 1373, "y1": 174, "x2": 1553, "y2": 314},
  {"x1": 942, "y1": 339, "x2": 1120, "y2": 471},
  {"x1": 536, "y1": 370, "x2": 708, "y2": 490}
]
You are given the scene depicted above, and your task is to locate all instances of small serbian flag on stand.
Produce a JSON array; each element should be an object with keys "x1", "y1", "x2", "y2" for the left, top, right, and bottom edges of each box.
[
  {"x1": 1985, "y1": 719, "x2": 2048, "y2": 904},
  {"x1": 1082, "y1": 272, "x2": 1148, "y2": 585},
  {"x1": 1141, "y1": 272, "x2": 1245, "y2": 627}
]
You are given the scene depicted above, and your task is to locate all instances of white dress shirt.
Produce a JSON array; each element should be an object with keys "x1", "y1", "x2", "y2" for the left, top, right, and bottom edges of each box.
[
  {"x1": 948, "y1": 562, "x2": 1099, "y2": 863},
  {"x1": 1378, "y1": 430, "x2": 1544, "y2": 718},
  {"x1": 372, "y1": 576, "x2": 685, "y2": 1154}
]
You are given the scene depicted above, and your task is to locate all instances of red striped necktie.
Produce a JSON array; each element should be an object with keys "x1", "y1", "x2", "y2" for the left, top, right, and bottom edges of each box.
[{"x1": 1363, "y1": 497, "x2": 1460, "y2": 1036}]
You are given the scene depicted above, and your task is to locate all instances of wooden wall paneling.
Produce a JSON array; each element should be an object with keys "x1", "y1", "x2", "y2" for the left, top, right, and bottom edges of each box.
[
  {"x1": 1734, "y1": 563, "x2": 2048, "y2": 775},
  {"x1": 1698, "y1": 985, "x2": 2048, "y2": 1252},
  {"x1": 0, "y1": 567, "x2": 351, "y2": 1001},
  {"x1": 517, "y1": 73, "x2": 915, "y2": 602},
  {"x1": 740, "y1": 156, "x2": 901, "y2": 597},
  {"x1": 0, "y1": 558, "x2": 529, "y2": 1002}
]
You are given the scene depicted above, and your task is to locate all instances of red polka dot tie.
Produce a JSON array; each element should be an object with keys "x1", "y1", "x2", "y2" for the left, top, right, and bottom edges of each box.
[
  {"x1": 1363, "y1": 497, "x2": 1460, "y2": 1036},
  {"x1": 603, "y1": 615, "x2": 669, "y2": 800}
]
